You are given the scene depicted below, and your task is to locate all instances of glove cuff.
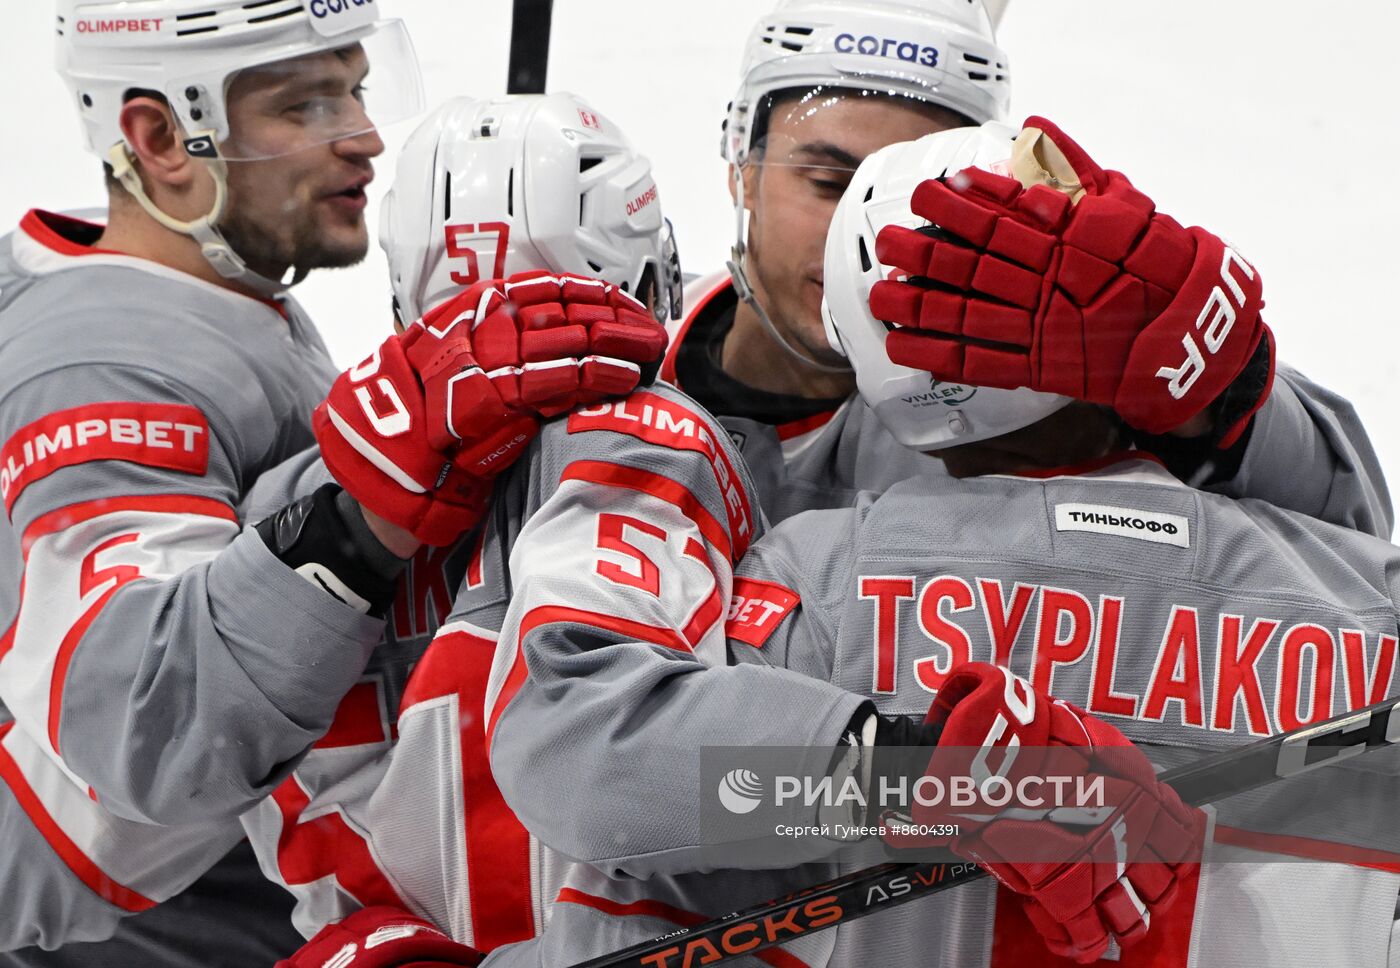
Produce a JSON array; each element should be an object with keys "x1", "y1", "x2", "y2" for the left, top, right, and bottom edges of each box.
[
  {"x1": 256, "y1": 484, "x2": 407, "y2": 616},
  {"x1": 1212, "y1": 325, "x2": 1274, "y2": 449}
]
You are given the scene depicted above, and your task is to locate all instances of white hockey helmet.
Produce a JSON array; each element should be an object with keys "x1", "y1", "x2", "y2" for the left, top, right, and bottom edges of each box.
[
  {"x1": 722, "y1": 0, "x2": 1010, "y2": 168},
  {"x1": 380, "y1": 93, "x2": 682, "y2": 325},
  {"x1": 55, "y1": 0, "x2": 421, "y2": 161},
  {"x1": 821, "y1": 123, "x2": 1072, "y2": 451}
]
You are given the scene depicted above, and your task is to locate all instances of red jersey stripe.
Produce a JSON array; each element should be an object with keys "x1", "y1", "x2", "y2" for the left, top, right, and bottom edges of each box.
[
  {"x1": 0, "y1": 721, "x2": 156, "y2": 912},
  {"x1": 776, "y1": 409, "x2": 838, "y2": 442}
]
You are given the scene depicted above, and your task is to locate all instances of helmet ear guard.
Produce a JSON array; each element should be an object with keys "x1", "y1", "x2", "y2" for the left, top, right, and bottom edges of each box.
[{"x1": 821, "y1": 122, "x2": 1073, "y2": 453}]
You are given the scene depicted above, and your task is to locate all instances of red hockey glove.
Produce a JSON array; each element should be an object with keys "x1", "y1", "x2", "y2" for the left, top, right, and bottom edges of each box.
[
  {"x1": 315, "y1": 272, "x2": 668, "y2": 546},
  {"x1": 275, "y1": 906, "x2": 483, "y2": 968},
  {"x1": 914, "y1": 663, "x2": 1202, "y2": 964},
  {"x1": 461, "y1": 271, "x2": 668, "y2": 417},
  {"x1": 870, "y1": 116, "x2": 1272, "y2": 439}
]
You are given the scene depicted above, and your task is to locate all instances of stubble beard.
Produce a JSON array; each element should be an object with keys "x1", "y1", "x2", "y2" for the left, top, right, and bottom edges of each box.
[
  {"x1": 746, "y1": 230, "x2": 846, "y2": 369},
  {"x1": 218, "y1": 199, "x2": 367, "y2": 283}
]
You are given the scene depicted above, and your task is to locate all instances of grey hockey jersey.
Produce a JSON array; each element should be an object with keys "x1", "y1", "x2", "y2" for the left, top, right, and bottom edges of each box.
[
  {"x1": 0, "y1": 211, "x2": 384, "y2": 948},
  {"x1": 253, "y1": 272, "x2": 1398, "y2": 956},
  {"x1": 494, "y1": 455, "x2": 1400, "y2": 968},
  {"x1": 236, "y1": 383, "x2": 866, "y2": 952}
]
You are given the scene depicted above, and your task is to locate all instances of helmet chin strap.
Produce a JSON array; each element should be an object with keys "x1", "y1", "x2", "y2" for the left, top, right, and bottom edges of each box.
[
  {"x1": 725, "y1": 165, "x2": 852, "y2": 376},
  {"x1": 108, "y1": 139, "x2": 307, "y2": 298}
]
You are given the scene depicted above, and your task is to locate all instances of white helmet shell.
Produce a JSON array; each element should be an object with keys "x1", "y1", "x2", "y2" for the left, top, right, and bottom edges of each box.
[
  {"x1": 381, "y1": 93, "x2": 682, "y2": 324},
  {"x1": 55, "y1": 0, "x2": 422, "y2": 159},
  {"x1": 821, "y1": 122, "x2": 1072, "y2": 452},
  {"x1": 723, "y1": 0, "x2": 1010, "y2": 166}
]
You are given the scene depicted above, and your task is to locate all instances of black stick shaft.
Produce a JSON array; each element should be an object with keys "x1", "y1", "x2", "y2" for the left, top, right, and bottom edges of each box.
[
  {"x1": 574, "y1": 694, "x2": 1400, "y2": 968},
  {"x1": 507, "y1": 0, "x2": 554, "y2": 94}
]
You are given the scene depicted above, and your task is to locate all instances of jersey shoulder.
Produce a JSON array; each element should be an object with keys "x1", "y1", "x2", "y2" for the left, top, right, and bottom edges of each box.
[
  {"x1": 0, "y1": 219, "x2": 328, "y2": 516},
  {"x1": 530, "y1": 381, "x2": 761, "y2": 564}
]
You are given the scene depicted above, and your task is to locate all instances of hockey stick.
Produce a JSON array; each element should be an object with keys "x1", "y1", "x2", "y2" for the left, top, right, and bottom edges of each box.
[
  {"x1": 572, "y1": 692, "x2": 1400, "y2": 968},
  {"x1": 507, "y1": 0, "x2": 554, "y2": 94}
]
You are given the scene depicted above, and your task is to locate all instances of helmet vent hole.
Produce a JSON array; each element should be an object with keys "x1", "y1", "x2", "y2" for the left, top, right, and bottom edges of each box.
[
  {"x1": 245, "y1": 2, "x2": 301, "y2": 27},
  {"x1": 858, "y1": 237, "x2": 873, "y2": 273},
  {"x1": 176, "y1": 24, "x2": 219, "y2": 36},
  {"x1": 863, "y1": 186, "x2": 874, "y2": 203},
  {"x1": 507, "y1": 168, "x2": 515, "y2": 216},
  {"x1": 579, "y1": 156, "x2": 604, "y2": 173},
  {"x1": 967, "y1": 72, "x2": 989, "y2": 81},
  {"x1": 763, "y1": 23, "x2": 814, "y2": 51},
  {"x1": 176, "y1": 9, "x2": 217, "y2": 20},
  {"x1": 443, "y1": 170, "x2": 452, "y2": 220},
  {"x1": 964, "y1": 53, "x2": 989, "y2": 66},
  {"x1": 579, "y1": 194, "x2": 587, "y2": 225},
  {"x1": 587, "y1": 261, "x2": 604, "y2": 273}
]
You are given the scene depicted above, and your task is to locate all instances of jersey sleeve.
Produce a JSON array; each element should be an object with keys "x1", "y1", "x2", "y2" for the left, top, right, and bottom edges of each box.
[
  {"x1": 1217, "y1": 365, "x2": 1393, "y2": 537},
  {"x1": 0, "y1": 361, "x2": 383, "y2": 828},
  {"x1": 0, "y1": 719, "x2": 240, "y2": 950},
  {"x1": 724, "y1": 506, "x2": 862, "y2": 686},
  {"x1": 236, "y1": 445, "x2": 333, "y2": 523},
  {"x1": 484, "y1": 390, "x2": 867, "y2": 878}
]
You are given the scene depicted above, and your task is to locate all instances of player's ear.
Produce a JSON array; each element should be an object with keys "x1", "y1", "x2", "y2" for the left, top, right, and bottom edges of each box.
[
  {"x1": 728, "y1": 162, "x2": 759, "y2": 214},
  {"x1": 118, "y1": 96, "x2": 198, "y2": 192}
]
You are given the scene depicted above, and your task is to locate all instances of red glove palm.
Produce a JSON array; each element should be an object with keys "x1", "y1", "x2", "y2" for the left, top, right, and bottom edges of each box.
[
  {"x1": 315, "y1": 272, "x2": 667, "y2": 546},
  {"x1": 870, "y1": 117, "x2": 1271, "y2": 439},
  {"x1": 275, "y1": 906, "x2": 483, "y2": 968},
  {"x1": 915, "y1": 663, "x2": 1203, "y2": 963}
]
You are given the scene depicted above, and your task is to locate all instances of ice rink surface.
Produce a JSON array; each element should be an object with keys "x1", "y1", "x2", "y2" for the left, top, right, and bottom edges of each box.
[{"x1": 3, "y1": 0, "x2": 1397, "y2": 530}]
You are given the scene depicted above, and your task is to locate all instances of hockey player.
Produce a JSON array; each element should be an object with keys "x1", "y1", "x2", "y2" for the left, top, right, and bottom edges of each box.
[
  {"x1": 0, "y1": 7, "x2": 665, "y2": 965},
  {"x1": 234, "y1": 91, "x2": 682, "y2": 952},
  {"x1": 271, "y1": 120, "x2": 1227, "y2": 968},
  {"x1": 457, "y1": 122, "x2": 1400, "y2": 968},
  {"x1": 667, "y1": 0, "x2": 1389, "y2": 535}
]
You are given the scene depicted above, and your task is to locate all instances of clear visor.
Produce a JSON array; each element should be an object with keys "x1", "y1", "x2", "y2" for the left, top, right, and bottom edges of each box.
[
  {"x1": 202, "y1": 21, "x2": 423, "y2": 161},
  {"x1": 745, "y1": 85, "x2": 956, "y2": 225}
]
